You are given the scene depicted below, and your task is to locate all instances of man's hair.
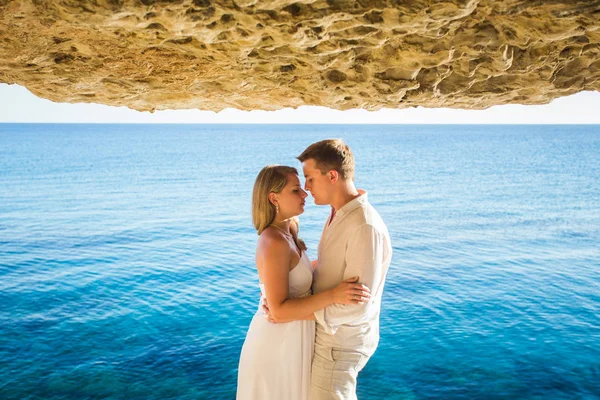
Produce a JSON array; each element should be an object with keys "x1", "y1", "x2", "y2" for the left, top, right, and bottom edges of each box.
[{"x1": 296, "y1": 139, "x2": 354, "y2": 181}]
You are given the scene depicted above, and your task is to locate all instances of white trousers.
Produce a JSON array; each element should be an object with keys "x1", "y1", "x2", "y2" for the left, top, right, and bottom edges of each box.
[{"x1": 309, "y1": 345, "x2": 370, "y2": 400}]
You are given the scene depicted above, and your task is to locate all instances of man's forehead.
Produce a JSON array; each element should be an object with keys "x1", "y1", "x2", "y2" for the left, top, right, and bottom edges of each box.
[
  {"x1": 301, "y1": 159, "x2": 318, "y2": 172},
  {"x1": 302, "y1": 166, "x2": 315, "y2": 177}
]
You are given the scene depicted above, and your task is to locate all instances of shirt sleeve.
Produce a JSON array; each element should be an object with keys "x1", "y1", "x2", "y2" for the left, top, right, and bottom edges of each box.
[{"x1": 314, "y1": 224, "x2": 386, "y2": 334}]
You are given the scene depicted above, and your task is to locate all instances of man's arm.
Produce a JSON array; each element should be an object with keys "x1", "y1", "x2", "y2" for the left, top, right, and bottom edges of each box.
[{"x1": 314, "y1": 224, "x2": 387, "y2": 334}]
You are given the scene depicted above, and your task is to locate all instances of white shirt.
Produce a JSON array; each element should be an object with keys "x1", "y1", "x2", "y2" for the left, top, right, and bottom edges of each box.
[{"x1": 313, "y1": 190, "x2": 392, "y2": 355}]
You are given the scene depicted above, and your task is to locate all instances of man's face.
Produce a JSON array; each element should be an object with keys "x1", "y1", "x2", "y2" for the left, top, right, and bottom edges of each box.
[{"x1": 301, "y1": 159, "x2": 332, "y2": 206}]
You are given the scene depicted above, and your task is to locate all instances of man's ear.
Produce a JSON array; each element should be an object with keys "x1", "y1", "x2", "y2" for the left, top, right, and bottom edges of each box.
[{"x1": 328, "y1": 170, "x2": 339, "y2": 184}]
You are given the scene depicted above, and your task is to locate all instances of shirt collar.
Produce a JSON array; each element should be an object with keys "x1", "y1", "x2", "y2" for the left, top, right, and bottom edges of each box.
[{"x1": 334, "y1": 189, "x2": 368, "y2": 218}]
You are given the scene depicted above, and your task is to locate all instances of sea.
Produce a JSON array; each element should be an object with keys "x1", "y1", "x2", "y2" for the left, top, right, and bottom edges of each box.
[{"x1": 1, "y1": 124, "x2": 599, "y2": 399}]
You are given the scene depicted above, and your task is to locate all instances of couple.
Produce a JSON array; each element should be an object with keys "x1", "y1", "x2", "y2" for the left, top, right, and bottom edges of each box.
[{"x1": 237, "y1": 139, "x2": 392, "y2": 400}]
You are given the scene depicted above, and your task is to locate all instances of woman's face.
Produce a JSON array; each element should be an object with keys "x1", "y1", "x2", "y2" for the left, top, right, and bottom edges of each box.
[{"x1": 274, "y1": 173, "x2": 308, "y2": 219}]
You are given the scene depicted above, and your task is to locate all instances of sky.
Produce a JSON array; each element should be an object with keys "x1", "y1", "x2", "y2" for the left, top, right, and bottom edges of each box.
[{"x1": 1, "y1": 83, "x2": 599, "y2": 124}]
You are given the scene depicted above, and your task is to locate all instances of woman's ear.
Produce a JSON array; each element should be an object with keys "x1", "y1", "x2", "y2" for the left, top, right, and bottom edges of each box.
[{"x1": 268, "y1": 192, "x2": 278, "y2": 206}]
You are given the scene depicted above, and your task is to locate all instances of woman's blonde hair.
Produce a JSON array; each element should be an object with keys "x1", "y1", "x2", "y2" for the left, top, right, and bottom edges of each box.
[{"x1": 252, "y1": 165, "x2": 298, "y2": 235}]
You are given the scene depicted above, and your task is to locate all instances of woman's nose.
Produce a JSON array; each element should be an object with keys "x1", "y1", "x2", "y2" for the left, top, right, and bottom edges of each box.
[{"x1": 301, "y1": 189, "x2": 308, "y2": 198}]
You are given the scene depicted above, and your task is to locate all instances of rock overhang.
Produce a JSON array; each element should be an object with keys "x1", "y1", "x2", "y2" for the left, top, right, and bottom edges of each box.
[{"x1": 1, "y1": 0, "x2": 599, "y2": 112}]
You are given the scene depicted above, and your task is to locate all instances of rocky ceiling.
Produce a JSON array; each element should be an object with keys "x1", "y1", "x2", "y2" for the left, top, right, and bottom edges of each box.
[{"x1": 1, "y1": 0, "x2": 599, "y2": 112}]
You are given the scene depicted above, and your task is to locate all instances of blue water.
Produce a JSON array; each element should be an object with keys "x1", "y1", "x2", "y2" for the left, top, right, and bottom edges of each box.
[{"x1": 1, "y1": 124, "x2": 599, "y2": 399}]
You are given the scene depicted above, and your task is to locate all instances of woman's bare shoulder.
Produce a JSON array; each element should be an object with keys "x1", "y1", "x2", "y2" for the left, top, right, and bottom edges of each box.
[{"x1": 257, "y1": 227, "x2": 289, "y2": 255}]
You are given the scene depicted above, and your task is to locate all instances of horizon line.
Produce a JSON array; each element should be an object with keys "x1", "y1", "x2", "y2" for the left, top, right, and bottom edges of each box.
[{"x1": 2, "y1": 122, "x2": 600, "y2": 126}]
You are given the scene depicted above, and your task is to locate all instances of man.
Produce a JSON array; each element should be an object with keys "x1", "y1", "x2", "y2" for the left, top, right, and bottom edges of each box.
[{"x1": 298, "y1": 139, "x2": 392, "y2": 399}]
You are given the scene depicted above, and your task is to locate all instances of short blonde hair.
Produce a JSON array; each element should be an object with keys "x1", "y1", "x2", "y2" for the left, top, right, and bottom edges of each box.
[
  {"x1": 296, "y1": 139, "x2": 354, "y2": 180},
  {"x1": 252, "y1": 165, "x2": 298, "y2": 235}
]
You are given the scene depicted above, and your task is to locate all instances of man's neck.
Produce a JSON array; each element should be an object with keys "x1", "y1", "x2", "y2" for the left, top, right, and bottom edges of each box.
[{"x1": 330, "y1": 181, "x2": 360, "y2": 212}]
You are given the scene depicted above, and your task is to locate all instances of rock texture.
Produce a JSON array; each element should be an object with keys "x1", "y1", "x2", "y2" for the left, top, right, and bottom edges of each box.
[{"x1": 1, "y1": 0, "x2": 599, "y2": 112}]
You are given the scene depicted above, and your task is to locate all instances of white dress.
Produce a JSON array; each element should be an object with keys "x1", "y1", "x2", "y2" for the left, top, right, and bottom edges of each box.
[{"x1": 237, "y1": 251, "x2": 315, "y2": 400}]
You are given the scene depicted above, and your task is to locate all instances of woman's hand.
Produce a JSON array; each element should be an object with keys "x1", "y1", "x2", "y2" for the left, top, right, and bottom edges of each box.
[
  {"x1": 262, "y1": 298, "x2": 279, "y2": 324},
  {"x1": 330, "y1": 276, "x2": 371, "y2": 305}
]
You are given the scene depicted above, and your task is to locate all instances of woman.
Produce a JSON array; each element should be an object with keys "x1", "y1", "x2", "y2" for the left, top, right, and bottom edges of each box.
[{"x1": 237, "y1": 165, "x2": 371, "y2": 400}]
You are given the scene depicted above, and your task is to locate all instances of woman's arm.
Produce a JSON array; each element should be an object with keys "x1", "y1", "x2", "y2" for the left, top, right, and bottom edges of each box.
[
  {"x1": 259, "y1": 236, "x2": 369, "y2": 323},
  {"x1": 265, "y1": 312, "x2": 316, "y2": 324}
]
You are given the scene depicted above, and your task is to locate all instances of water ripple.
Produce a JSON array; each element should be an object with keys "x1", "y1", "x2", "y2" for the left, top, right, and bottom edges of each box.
[{"x1": 1, "y1": 124, "x2": 599, "y2": 399}]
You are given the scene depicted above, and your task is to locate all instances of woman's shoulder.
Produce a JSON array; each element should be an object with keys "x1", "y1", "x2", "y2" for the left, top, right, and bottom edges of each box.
[
  {"x1": 257, "y1": 229, "x2": 292, "y2": 271},
  {"x1": 258, "y1": 227, "x2": 289, "y2": 251}
]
